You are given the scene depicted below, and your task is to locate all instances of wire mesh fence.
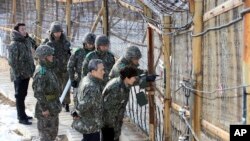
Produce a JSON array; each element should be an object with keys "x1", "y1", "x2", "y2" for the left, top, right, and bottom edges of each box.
[{"x1": 200, "y1": 3, "x2": 244, "y2": 140}]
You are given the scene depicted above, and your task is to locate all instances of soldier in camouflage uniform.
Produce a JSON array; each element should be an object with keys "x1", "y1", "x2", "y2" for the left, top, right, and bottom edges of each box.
[
  {"x1": 67, "y1": 32, "x2": 96, "y2": 88},
  {"x1": 72, "y1": 59, "x2": 105, "y2": 141},
  {"x1": 109, "y1": 45, "x2": 145, "y2": 79},
  {"x1": 102, "y1": 66, "x2": 138, "y2": 141},
  {"x1": 8, "y1": 23, "x2": 35, "y2": 125},
  {"x1": 82, "y1": 35, "x2": 115, "y2": 83},
  {"x1": 43, "y1": 21, "x2": 71, "y2": 112},
  {"x1": 33, "y1": 45, "x2": 62, "y2": 141}
]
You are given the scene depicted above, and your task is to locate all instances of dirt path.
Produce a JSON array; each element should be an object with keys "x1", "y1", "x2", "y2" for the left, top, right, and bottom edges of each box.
[
  {"x1": 0, "y1": 93, "x2": 15, "y2": 106},
  {"x1": 0, "y1": 57, "x2": 9, "y2": 72}
]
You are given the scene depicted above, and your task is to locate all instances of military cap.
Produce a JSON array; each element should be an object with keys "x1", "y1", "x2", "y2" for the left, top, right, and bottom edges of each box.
[
  {"x1": 35, "y1": 45, "x2": 54, "y2": 59},
  {"x1": 48, "y1": 21, "x2": 63, "y2": 33},
  {"x1": 83, "y1": 33, "x2": 96, "y2": 45},
  {"x1": 124, "y1": 46, "x2": 142, "y2": 60},
  {"x1": 95, "y1": 35, "x2": 110, "y2": 48}
]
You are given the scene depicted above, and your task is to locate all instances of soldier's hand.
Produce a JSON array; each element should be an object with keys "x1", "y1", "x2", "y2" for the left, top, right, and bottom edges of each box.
[
  {"x1": 71, "y1": 110, "x2": 80, "y2": 120},
  {"x1": 42, "y1": 110, "x2": 50, "y2": 118},
  {"x1": 73, "y1": 116, "x2": 80, "y2": 120}
]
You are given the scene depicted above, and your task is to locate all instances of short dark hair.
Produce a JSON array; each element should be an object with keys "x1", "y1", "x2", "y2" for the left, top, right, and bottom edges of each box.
[
  {"x1": 88, "y1": 59, "x2": 103, "y2": 72},
  {"x1": 14, "y1": 23, "x2": 25, "y2": 31},
  {"x1": 120, "y1": 66, "x2": 138, "y2": 80}
]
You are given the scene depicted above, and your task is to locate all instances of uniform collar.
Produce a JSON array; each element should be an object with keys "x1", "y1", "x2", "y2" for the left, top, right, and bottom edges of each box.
[{"x1": 118, "y1": 77, "x2": 131, "y2": 89}]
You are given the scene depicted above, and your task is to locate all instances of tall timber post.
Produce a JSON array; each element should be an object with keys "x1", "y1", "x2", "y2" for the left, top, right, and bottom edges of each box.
[
  {"x1": 36, "y1": 0, "x2": 42, "y2": 44},
  {"x1": 12, "y1": 0, "x2": 16, "y2": 24},
  {"x1": 147, "y1": 26, "x2": 156, "y2": 141},
  {"x1": 192, "y1": 0, "x2": 203, "y2": 140},
  {"x1": 162, "y1": 15, "x2": 172, "y2": 141},
  {"x1": 66, "y1": 0, "x2": 72, "y2": 40},
  {"x1": 243, "y1": 0, "x2": 250, "y2": 124},
  {"x1": 144, "y1": 6, "x2": 156, "y2": 141},
  {"x1": 102, "y1": 0, "x2": 109, "y2": 36}
]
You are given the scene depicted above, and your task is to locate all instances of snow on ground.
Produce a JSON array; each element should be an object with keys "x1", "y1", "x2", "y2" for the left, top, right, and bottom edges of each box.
[{"x1": 0, "y1": 104, "x2": 23, "y2": 141}]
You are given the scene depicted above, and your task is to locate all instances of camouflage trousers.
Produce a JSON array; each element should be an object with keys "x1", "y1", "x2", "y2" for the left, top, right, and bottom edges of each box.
[
  {"x1": 37, "y1": 115, "x2": 59, "y2": 141},
  {"x1": 57, "y1": 72, "x2": 71, "y2": 104},
  {"x1": 72, "y1": 88, "x2": 78, "y2": 108},
  {"x1": 113, "y1": 117, "x2": 124, "y2": 140},
  {"x1": 103, "y1": 118, "x2": 123, "y2": 140}
]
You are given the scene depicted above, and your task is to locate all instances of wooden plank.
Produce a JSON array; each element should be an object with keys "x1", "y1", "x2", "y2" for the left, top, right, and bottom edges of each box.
[
  {"x1": 0, "y1": 26, "x2": 12, "y2": 32},
  {"x1": 115, "y1": 0, "x2": 143, "y2": 13},
  {"x1": 91, "y1": 6, "x2": 103, "y2": 33},
  {"x1": 201, "y1": 120, "x2": 229, "y2": 141},
  {"x1": 171, "y1": 102, "x2": 190, "y2": 117},
  {"x1": 148, "y1": 23, "x2": 162, "y2": 34},
  {"x1": 57, "y1": 0, "x2": 94, "y2": 3},
  {"x1": 203, "y1": 0, "x2": 243, "y2": 22}
]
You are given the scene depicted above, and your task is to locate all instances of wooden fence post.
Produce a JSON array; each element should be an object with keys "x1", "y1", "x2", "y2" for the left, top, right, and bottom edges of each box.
[
  {"x1": 147, "y1": 25, "x2": 156, "y2": 141},
  {"x1": 12, "y1": 0, "x2": 16, "y2": 24},
  {"x1": 243, "y1": 0, "x2": 250, "y2": 124},
  {"x1": 162, "y1": 15, "x2": 172, "y2": 141},
  {"x1": 192, "y1": 0, "x2": 203, "y2": 140},
  {"x1": 66, "y1": 0, "x2": 72, "y2": 39},
  {"x1": 36, "y1": 0, "x2": 42, "y2": 44},
  {"x1": 102, "y1": 0, "x2": 109, "y2": 36}
]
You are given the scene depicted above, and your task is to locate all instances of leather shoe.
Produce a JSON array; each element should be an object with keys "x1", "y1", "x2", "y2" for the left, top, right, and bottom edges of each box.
[
  {"x1": 19, "y1": 119, "x2": 32, "y2": 125},
  {"x1": 65, "y1": 104, "x2": 70, "y2": 112}
]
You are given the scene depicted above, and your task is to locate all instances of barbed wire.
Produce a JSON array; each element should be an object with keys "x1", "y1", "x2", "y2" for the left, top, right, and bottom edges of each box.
[{"x1": 180, "y1": 82, "x2": 248, "y2": 94}]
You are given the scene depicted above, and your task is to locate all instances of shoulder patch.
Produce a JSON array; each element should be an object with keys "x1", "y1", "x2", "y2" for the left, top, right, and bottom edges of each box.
[
  {"x1": 39, "y1": 66, "x2": 46, "y2": 75},
  {"x1": 118, "y1": 63, "x2": 126, "y2": 69}
]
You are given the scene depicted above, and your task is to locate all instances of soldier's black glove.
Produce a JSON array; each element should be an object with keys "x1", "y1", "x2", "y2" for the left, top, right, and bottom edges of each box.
[
  {"x1": 146, "y1": 74, "x2": 159, "y2": 82},
  {"x1": 71, "y1": 80, "x2": 78, "y2": 88}
]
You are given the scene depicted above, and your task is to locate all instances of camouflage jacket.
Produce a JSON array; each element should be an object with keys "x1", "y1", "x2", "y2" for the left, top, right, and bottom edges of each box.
[
  {"x1": 42, "y1": 34, "x2": 71, "y2": 74},
  {"x1": 32, "y1": 62, "x2": 62, "y2": 118},
  {"x1": 102, "y1": 77, "x2": 131, "y2": 139},
  {"x1": 8, "y1": 30, "x2": 35, "y2": 81},
  {"x1": 27, "y1": 35, "x2": 37, "y2": 50},
  {"x1": 109, "y1": 57, "x2": 144, "y2": 79},
  {"x1": 82, "y1": 51, "x2": 115, "y2": 83},
  {"x1": 67, "y1": 47, "x2": 93, "y2": 83},
  {"x1": 72, "y1": 74, "x2": 104, "y2": 134}
]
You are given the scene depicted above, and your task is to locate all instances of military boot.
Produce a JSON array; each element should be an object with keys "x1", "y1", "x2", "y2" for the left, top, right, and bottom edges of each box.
[
  {"x1": 19, "y1": 119, "x2": 32, "y2": 125},
  {"x1": 65, "y1": 104, "x2": 69, "y2": 112}
]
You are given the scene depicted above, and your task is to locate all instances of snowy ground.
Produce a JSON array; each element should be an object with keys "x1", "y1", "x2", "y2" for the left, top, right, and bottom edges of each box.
[{"x1": 0, "y1": 94, "x2": 31, "y2": 141}]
